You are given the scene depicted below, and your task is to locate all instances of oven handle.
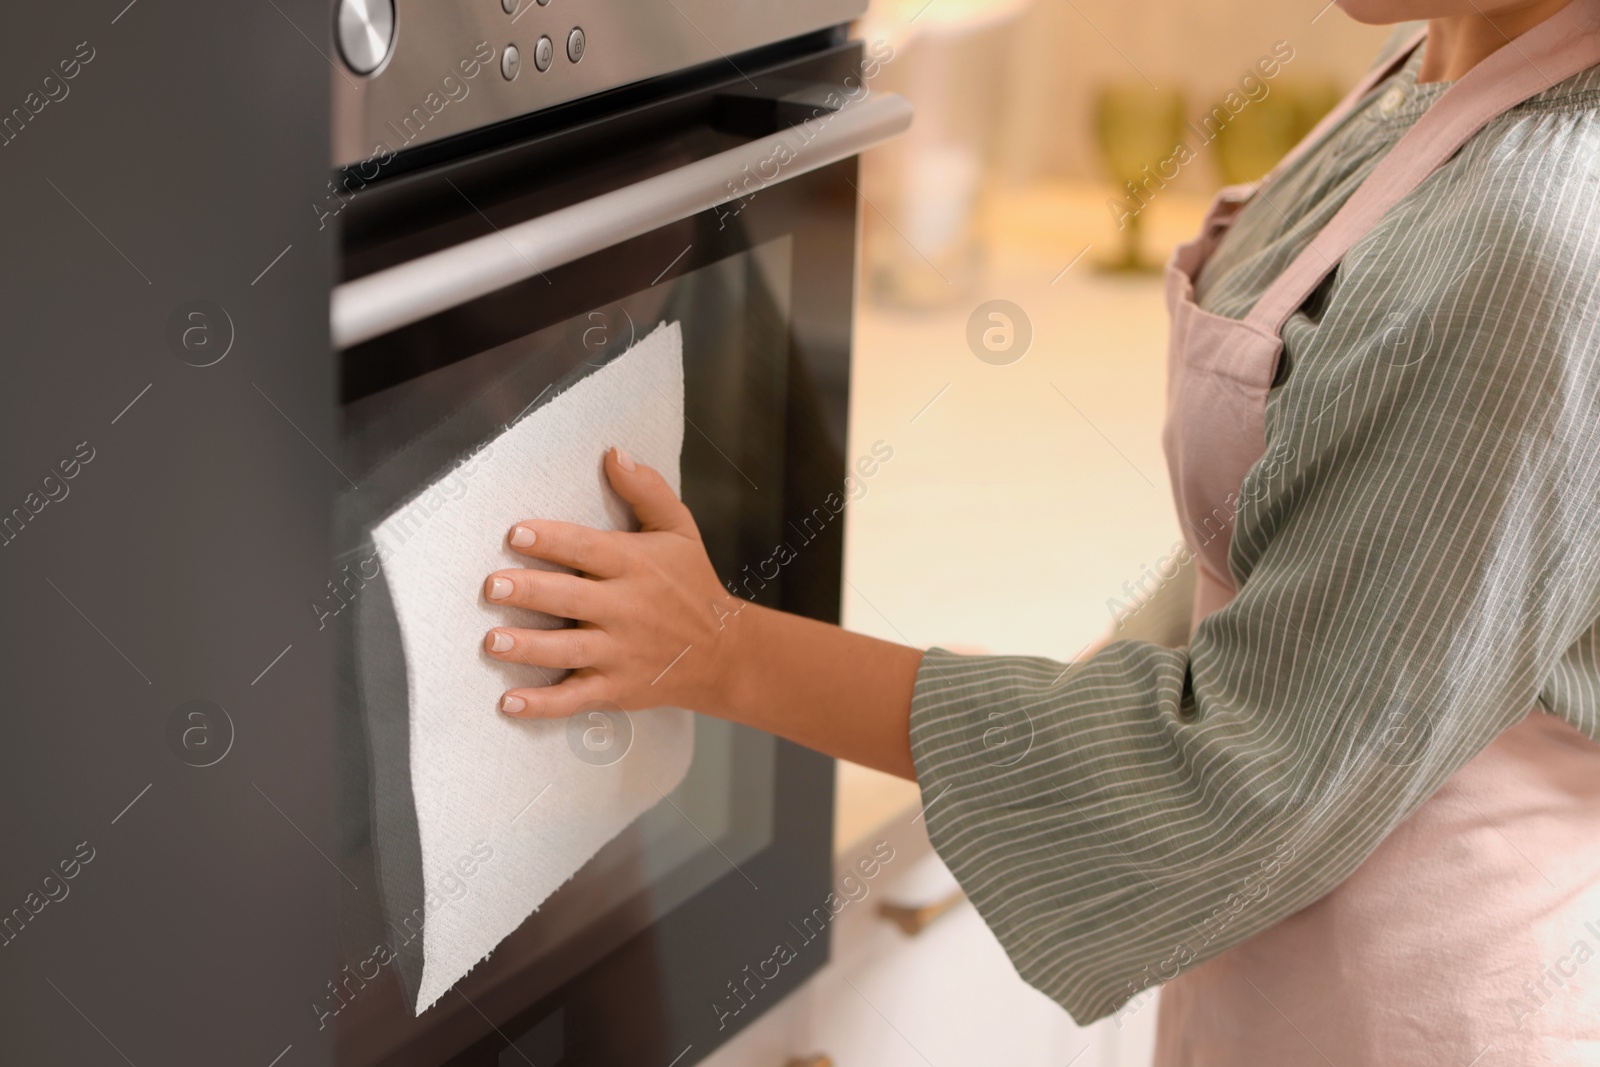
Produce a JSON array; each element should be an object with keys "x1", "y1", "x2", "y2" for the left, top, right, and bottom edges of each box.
[{"x1": 331, "y1": 92, "x2": 913, "y2": 349}]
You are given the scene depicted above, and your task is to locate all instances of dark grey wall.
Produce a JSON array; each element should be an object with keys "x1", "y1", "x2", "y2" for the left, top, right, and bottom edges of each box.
[{"x1": 1, "y1": 2, "x2": 337, "y2": 1064}]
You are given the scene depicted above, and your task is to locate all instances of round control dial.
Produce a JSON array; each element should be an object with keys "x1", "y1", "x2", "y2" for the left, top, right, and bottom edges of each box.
[{"x1": 336, "y1": 0, "x2": 395, "y2": 75}]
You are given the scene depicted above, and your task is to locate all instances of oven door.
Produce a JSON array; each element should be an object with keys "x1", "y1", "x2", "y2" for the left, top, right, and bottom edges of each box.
[{"x1": 328, "y1": 42, "x2": 908, "y2": 1067}]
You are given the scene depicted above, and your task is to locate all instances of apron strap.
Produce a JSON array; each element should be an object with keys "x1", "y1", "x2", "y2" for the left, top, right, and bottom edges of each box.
[{"x1": 1245, "y1": 0, "x2": 1600, "y2": 337}]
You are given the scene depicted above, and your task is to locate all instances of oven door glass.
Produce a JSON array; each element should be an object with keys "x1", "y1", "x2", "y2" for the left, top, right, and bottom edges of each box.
[{"x1": 328, "y1": 42, "x2": 862, "y2": 1066}]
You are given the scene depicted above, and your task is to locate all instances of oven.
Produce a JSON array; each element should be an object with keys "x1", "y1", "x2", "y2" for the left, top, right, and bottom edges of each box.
[{"x1": 323, "y1": 3, "x2": 909, "y2": 1065}]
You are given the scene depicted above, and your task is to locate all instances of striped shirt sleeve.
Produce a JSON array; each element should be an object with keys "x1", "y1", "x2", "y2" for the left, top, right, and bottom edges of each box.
[{"x1": 908, "y1": 100, "x2": 1600, "y2": 1023}]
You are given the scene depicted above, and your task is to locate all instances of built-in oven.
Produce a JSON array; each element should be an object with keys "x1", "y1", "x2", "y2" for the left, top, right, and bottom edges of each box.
[{"x1": 322, "y1": 3, "x2": 909, "y2": 1064}]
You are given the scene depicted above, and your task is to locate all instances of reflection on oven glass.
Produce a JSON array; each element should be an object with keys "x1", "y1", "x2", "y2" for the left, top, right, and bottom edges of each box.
[{"x1": 330, "y1": 238, "x2": 795, "y2": 1065}]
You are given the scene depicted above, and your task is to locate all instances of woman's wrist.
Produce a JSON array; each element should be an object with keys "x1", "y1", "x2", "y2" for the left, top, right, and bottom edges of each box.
[
  {"x1": 697, "y1": 595, "x2": 766, "y2": 724},
  {"x1": 690, "y1": 598, "x2": 922, "y2": 779}
]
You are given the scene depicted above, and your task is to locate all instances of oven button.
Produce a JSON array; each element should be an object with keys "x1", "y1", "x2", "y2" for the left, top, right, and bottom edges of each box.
[
  {"x1": 501, "y1": 44, "x2": 521, "y2": 81},
  {"x1": 335, "y1": 0, "x2": 395, "y2": 76},
  {"x1": 567, "y1": 27, "x2": 585, "y2": 63},
  {"x1": 534, "y1": 35, "x2": 554, "y2": 73}
]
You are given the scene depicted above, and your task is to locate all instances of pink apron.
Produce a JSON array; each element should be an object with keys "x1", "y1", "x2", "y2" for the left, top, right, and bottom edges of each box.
[{"x1": 1155, "y1": 5, "x2": 1600, "y2": 1063}]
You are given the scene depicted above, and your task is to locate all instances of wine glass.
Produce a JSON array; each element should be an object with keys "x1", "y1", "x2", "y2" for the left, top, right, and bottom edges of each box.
[{"x1": 1092, "y1": 83, "x2": 1188, "y2": 273}]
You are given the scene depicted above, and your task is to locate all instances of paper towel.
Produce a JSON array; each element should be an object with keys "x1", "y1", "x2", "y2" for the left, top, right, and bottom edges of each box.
[{"x1": 372, "y1": 321, "x2": 694, "y2": 1013}]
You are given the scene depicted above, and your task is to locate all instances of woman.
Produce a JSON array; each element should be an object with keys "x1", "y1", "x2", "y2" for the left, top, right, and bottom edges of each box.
[{"x1": 476, "y1": 0, "x2": 1600, "y2": 1060}]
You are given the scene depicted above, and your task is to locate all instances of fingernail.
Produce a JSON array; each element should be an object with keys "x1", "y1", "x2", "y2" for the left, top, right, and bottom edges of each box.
[
  {"x1": 509, "y1": 526, "x2": 537, "y2": 548},
  {"x1": 488, "y1": 631, "x2": 515, "y2": 653},
  {"x1": 501, "y1": 693, "x2": 526, "y2": 715},
  {"x1": 487, "y1": 576, "x2": 513, "y2": 601},
  {"x1": 614, "y1": 447, "x2": 636, "y2": 472}
]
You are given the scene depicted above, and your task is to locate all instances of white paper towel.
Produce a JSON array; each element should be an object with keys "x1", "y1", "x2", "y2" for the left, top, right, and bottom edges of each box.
[{"x1": 373, "y1": 321, "x2": 694, "y2": 1013}]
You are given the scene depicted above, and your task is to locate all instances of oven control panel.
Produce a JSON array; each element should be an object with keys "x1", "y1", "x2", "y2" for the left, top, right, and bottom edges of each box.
[{"x1": 330, "y1": 0, "x2": 865, "y2": 167}]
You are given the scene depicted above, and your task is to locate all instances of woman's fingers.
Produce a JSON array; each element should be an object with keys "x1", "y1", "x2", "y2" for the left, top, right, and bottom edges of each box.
[
  {"x1": 506, "y1": 520, "x2": 627, "y2": 577},
  {"x1": 485, "y1": 569, "x2": 609, "y2": 621},
  {"x1": 604, "y1": 447, "x2": 697, "y2": 535},
  {"x1": 484, "y1": 625, "x2": 604, "y2": 670},
  {"x1": 498, "y1": 675, "x2": 609, "y2": 719},
  {"x1": 485, "y1": 446, "x2": 714, "y2": 720},
  {"x1": 501, "y1": 446, "x2": 691, "y2": 574}
]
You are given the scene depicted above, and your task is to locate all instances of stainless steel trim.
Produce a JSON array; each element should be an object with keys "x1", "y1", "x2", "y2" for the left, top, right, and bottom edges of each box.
[
  {"x1": 331, "y1": 0, "x2": 867, "y2": 166},
  {"x1": 332, "y1": 92, "x2": 912, "y2": 349}
]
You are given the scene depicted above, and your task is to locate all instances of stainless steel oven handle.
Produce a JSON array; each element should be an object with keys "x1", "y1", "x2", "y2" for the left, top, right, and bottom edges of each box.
[{"x1": 332, "y1": 92, "x2": 913, "y2": 349}]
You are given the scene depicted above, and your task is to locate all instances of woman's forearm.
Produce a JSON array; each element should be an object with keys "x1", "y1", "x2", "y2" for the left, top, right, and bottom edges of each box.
[{"x1": 710, "y1": 603, "x2": 922, "y2": 780}]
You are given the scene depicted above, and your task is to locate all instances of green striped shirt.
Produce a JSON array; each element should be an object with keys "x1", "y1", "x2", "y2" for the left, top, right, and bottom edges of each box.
[{"x1": 908, "y1": 42, "x2": 1600, "y2": 1023}]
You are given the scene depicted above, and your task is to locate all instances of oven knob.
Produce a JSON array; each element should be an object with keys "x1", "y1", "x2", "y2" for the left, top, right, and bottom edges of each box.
[
  {"x1": 567, "y1": 27, "x2": 585, "y2": 63},
  {"x1": 501, "y1": 0, "x2": 518, "y2": 13},
  {"x1": 534, "y1": 35, "x2": 554, "y2": 73},
  {"x1": 501, "y1": 44, "x2": 521, "y2": 81},
  {"x1": 335, "y1": 0, "x2": 395, "y2": 76}
]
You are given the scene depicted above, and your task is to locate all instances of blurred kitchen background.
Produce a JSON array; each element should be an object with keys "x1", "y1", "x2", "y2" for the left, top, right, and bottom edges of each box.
[
  {"x1": 706, "y1": 2, "x2": 1391, "y2": 1065},
  {"x1": 843, "y1": 0, "x2": 1390, "y2": 645}
]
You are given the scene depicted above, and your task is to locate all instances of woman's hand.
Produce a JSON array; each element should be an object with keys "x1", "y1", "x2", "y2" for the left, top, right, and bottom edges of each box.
[
  {"x1": 481, "y1": 447, "x2": 744, "y2": 719},
  {"x1": 479, "y1": 445, "x2": 922, "y2": 778}
]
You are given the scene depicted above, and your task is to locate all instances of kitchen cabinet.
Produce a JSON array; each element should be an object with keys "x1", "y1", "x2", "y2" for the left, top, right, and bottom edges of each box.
[{"x1": 0, "y1": 4, "x2": 338, "y2": 1064}]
